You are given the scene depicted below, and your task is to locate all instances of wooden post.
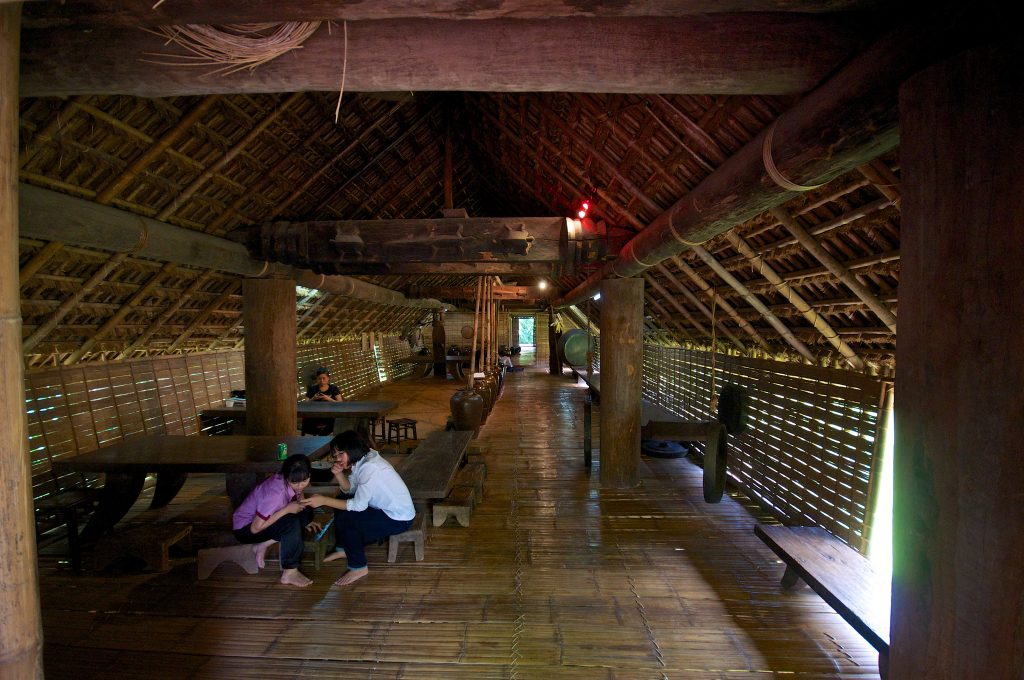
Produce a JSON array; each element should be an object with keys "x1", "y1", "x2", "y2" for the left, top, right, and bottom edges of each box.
[
  {"x1": 548, "y1": 307, "x2": 561, "y2": 374},
  {"x1": 242, "y1": 278, "x2": 297, "y2": 435},
  {"x1": 0, "y1": 5, "x2": 44, "y2": 678},
  {"x1": 598, "y1": 278, "x2": 643, "y2": 488},
  {"x1": 432, "y1": 309, "x2": 446, "y2": 379},
  {"x1": 893, "y1": 44, "x2": 1024, "y2": 679}
]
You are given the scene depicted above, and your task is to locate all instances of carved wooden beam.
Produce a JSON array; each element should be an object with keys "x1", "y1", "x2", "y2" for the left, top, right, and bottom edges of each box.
[
  {"x1": 19, "y1": 16, "x2": 873, "y2": 97},
  {"x1": 228, "y1": 217, "x2": 604, "y2": 270}
]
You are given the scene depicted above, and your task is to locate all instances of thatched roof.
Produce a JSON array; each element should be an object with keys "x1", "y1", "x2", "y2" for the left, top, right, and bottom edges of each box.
[{"x1": 16, "y1": 1, "x2": 908, "y2": 372}]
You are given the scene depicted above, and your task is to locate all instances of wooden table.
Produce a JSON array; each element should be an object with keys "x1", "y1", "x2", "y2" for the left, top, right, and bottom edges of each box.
[
  {"x1": 398, "y1": 430, "x2": 474, "y2": 501},
  {"x1": 200, "y1": 400, "x2": 398, "y2": 438},
  {"x1": 54, "y1": 434, "x2": 332, "y2": 538}
]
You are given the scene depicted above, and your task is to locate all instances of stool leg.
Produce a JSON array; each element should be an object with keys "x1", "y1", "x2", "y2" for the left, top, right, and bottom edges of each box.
[{"x1": 65, "y1": 506, "x2": 82, "y2": 574}]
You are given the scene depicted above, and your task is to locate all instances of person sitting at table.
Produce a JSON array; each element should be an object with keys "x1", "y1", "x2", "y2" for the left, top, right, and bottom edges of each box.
[
  {"x1": 301, "y1": 366, "x2": 343, "y2": 436},
  {"x1": 300, "y1": 430, "x2": 415, "y2": 587},
  {"x1": 232, "y1": 454, "x2": 321, "y2": 588}
]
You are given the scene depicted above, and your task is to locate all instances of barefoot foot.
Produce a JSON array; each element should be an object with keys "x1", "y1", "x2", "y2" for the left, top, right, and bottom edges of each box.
[
  {"x1": 253, "y1": 540, "x2": 277, "y2": 569},
  {"x1": 323, "y1": 549, "x2": 347, "y2": 563},
  {"x1": 280, "y1": 568, "x2": 312, "y2": 587},
  {"x1": 334, "y1": 567, "x2": 368, "y2": 587}
]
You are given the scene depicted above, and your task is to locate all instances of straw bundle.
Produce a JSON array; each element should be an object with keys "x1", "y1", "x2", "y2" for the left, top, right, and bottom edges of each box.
[{"x1": 146, "y1": 22, "x2": 321, "y2": 75}]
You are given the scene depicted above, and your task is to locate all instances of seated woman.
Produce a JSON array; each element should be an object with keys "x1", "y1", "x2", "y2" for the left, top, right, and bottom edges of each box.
[
  {"x1": 301, "y1": 430, "x2": 415, "y2": 587},
  {"x1": 302, "y1": 366, "x2": 342, "y2": 436},
  {"x1": 232, "y1": 454, "x2": 320, "y2": 587}
]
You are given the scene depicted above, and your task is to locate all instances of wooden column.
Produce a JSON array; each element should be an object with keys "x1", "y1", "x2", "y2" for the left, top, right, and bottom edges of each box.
[
  {"x1": 548, "y1": 307, "x2": 562, "y2": 375},
  {"x1": 242, "y1": 278, "x2": 297, "y2": 435},
  {"x1": 0, "y1": 5, "x2": 43, "y2": 679},
  {"x1": 893, "y1": 44, "x2": 1023, "y2": 679},
  {"x1": 599, "y1": 278, "x2": 643, "y2": 488},
  {"x1": 432, "y1": 309, "x2": 447, "y2": 379}
]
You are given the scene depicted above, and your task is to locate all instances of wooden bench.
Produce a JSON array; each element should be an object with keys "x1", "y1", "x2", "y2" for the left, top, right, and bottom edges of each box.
[
  {"x1": 387, "y1": 512, "x2": 426, "y2": 562},
  {"x1": 400, "y1": 430, "x2": 474, "y2": 502},
  {"x1": 755, "y1": 524, "x2": 890, "y2": 679},
  {"x1": 453, "y1": 461, "x2": 487, "y2": 505},
  {"x1": 94, "y1": 523, "x2": 193, "y2": 572},
  {"x1": 197, "y1": 540, "x2": 260, "y2": 580},
  {"x1": 432, "y1": 486, "x2": 475, "y2": 527}
]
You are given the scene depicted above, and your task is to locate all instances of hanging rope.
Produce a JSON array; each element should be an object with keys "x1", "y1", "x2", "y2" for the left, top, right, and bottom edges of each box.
[
  {"x1": 146, "y1": 23, "x2": 322, "y2": 76},
  {"x1": 709, "y1": 294, "x2": 719, "y2": 416}
]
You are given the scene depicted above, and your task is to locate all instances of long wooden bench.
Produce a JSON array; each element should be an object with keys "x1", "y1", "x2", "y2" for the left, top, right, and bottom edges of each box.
[{"x1": 755, "y1": 524, "x2": 890, "y2": 679}]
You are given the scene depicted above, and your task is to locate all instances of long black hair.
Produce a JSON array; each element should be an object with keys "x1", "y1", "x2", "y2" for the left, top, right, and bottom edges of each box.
[
  {"x1": 280, "y1": 453, "x2": 312, "y2": 482},
  {"x1": 330, "y1": 429, "x2": 371, "y2": 466}
]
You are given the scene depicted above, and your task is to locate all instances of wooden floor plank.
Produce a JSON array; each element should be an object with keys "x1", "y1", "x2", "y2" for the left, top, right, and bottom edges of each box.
[{"x1": 40, "y1": 362, "x2": 882, "y2": 679}]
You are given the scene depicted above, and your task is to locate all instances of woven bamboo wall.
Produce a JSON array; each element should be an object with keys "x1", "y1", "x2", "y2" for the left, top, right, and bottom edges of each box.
[
  {"x1": 25, "y1": 351, "x2": 244, "y2": 500},
  {"x1": 296, "y1": 339, "x2": 382, "y2": 399},
  {"x1": 642, "y1": 345, "x2": 886, "y2": 551},
  {"x1": 380, "y1": 336, "x2": 414, "y2": 381}
]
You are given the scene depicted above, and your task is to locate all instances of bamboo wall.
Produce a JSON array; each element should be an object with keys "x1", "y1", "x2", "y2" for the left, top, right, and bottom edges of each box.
[
  {"x1": 27, "y1": 335, "x2": 414, "y2": 504},
  {"x1": 642, "y1": 344, "x2": 886, "y2": 551}
]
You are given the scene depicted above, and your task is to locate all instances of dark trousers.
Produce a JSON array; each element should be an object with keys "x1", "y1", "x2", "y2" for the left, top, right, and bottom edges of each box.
[
  {"x1": 234, "y1": 507, "x2": 314, "y2": 570},
  {"x1": 333, "y1": 507, "x2": 413, "y2": 569}
]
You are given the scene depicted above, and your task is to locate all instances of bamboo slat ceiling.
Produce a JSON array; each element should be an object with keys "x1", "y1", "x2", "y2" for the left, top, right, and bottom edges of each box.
[{"x1": 15, "y1": 2, "x2": 902, "y2": 371}]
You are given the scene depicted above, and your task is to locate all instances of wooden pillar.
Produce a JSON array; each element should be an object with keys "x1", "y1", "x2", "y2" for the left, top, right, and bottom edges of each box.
[
  {"x1": 598, "y1": 278, "x2": 643, "y2": 488},
  {"x1": 0, "y1": 5, "x2": 43, "y2": 679},
  {"x1": 548, "y1": 307, "x2": 562, "y2": 374},
  {"x1": 242, "y1": 278, "x2": 297, "y2": 435},
  {"x1": 893, "y1": 44, "x2": 1023, "y2": 679},
  {"x1": 432, "y1": 309, "x2": 446, "y2": 379}
]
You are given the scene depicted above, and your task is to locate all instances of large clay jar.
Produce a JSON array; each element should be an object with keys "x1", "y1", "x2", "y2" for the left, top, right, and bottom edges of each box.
[
  {"x1": 483, "y1": 374, "x2": 499, "y2": 409},
  {"x1": 474, "y1": 379, "x2": 492, "y2": 423},
  {"x1": 450, "y1": 388, "x2": 483, "y2": 435}
]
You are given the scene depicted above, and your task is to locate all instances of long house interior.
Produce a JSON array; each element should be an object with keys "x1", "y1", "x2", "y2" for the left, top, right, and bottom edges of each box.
[{"x1": 1, "y1": 3, "x2": 1018, "y2": 679}]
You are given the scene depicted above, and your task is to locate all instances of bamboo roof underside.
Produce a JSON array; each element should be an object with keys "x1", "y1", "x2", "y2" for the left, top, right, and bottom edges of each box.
[{"x1": 15, "y1": 2, "x2": 909, "y2": 373}]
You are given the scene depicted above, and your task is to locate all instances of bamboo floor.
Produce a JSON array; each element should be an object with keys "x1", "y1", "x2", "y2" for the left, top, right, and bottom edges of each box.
[{"x1": 39, "y1": 359, "x2": 882, "y2": 679}]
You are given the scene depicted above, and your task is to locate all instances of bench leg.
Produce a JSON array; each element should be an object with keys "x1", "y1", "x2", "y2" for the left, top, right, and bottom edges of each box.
[
  {"x1": 781, "y1": 565, "x2": 804, "y2": 589},
  {"x1": 583, "y1": 392, "x2": 592, "y2": 469},
  {"x1": 64, "y1": 506, "x2": 83, "y2": 574}
]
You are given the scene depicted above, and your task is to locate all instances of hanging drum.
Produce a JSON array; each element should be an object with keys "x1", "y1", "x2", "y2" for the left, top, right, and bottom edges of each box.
[
  {"x1": 460, "y1": 325, "x2": 475, "y2": 340},
  {"x1": 557, "y1": 328, "x2": 593, "y2": 367}
]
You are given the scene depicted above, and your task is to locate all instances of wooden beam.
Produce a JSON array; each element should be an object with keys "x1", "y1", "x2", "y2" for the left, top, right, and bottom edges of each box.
[
  {"x1": 165, "y1": 283, "x2": 239, "y2": 353},
  {"x1": 670, "y1": 255, "x2": 772, "y2": 352},
  {"x1": 116, "y1": 269, "x2": 214, "y2": 360},
  {"x1": 692, "y1": 245, "x2": 815, "y2": 362},
  {"x1": 652, "y1": 263, "x2": 748, "y2": 351},
  {"x1": 20, "y1": 16, "x2": 870, "y2": 97},
  {"x1": 724, "y1": 231, "x2": 864, "y2": 370},
  {"x1": 21, "y1": 2, "x2": 877, "y2": 28},
  {"x1": 20, "y1": 184, "x2": 441, "y2": 308},
  {"x1": 95, "y1": 96, "x2": 218, "y2": 204},
  {"x1": 63, "y1": 262, "x2": 176, "y2": 365},
  {"x1": 231, "y1": 217, "x2": 568, "y2": 266},
  {"x1": 0, "y1": 5, "x2": 43, "y2": 678},
  {"x1": 18, "y1": 239, "x2": 62, "y2": 286},
  {"x1": 555, "y1": 16, "x2": 968, "y2": 307},
  {"x1": 770, "y1": 206, "x2": 897, "y2": 333}
]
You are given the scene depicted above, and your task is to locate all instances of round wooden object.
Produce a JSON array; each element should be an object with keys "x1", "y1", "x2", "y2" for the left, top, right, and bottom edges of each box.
[{"x1": 460, "y1": 325, "x2": 475, "y2": 339}]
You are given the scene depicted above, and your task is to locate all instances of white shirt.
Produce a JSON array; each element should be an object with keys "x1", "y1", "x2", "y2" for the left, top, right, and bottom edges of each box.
[{"x1": 347, "y1": 450, "x2": 415, "y2": 521}]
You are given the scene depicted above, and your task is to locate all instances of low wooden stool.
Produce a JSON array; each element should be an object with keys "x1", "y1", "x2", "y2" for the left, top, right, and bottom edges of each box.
[
  {"x1": 197, "y1": 542, "x2": 260, "y2": 580},
  {"x1": 387, "y1": 512, "x2": 426, "y2": 563},
  {"x1": 94, "y1": 523, "x2": 192, "y2": 573},
  {"x1": 304, "y1": 515, "x2": 335, "y2": 571},
  {"x1": 432, "y1": 487, "x2": 475, "y2": 527},
  {"x1": 387, "y1": 418, "x2": 418, "y2": 444}
]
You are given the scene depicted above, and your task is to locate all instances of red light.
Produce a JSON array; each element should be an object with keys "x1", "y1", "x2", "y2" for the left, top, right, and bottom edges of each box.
[
  {"x1": 581, "y1": 201, "x2": 590, "y2": 210},
  {"x1": 577, "y1": 210, "x2": 587, "y2": 218}
]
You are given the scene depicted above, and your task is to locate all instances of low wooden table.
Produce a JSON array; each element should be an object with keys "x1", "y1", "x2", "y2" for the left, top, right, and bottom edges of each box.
[
  {"x1": 200, "y1": 400, "x2": 398, "y2": 440},
  {"x1": 399, "y1": 430, "x2": 474, "y2": 502},
  {"x1": 53, "y1": 434, "x2": 332, "y2": 538}
]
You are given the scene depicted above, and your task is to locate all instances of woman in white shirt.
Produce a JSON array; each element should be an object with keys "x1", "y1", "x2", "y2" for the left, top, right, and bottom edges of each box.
[{"x1": 301, "y1": 430, "x2": 415, "y2": 586}]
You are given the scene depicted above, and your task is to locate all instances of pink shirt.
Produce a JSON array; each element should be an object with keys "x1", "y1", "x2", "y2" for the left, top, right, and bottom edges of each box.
[{"x1": 232, "y1": 473, "x2": 298, "y2": 530}]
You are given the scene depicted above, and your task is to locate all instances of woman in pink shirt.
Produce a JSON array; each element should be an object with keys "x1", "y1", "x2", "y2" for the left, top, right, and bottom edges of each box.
[{"x1": 232, "y1": 454, "x2": 320, "y2": 587}]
